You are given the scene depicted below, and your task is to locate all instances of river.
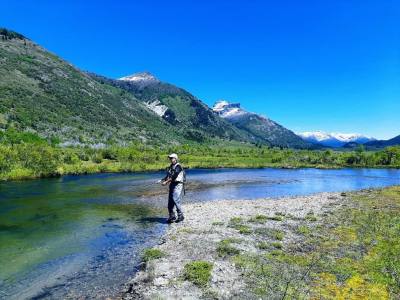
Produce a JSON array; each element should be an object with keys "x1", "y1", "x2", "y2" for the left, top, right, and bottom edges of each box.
[{"x1": 0, "y1": 168, "x2": 399, "y2": 299}]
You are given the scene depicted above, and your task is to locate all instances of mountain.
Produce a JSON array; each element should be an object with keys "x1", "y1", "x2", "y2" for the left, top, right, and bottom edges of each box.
[
  {"x1": 364, "y1": 135, "x2": 400, "y2": 148},
  {"x1": 118, "y1": 71, "x2": 160, "y2": 88},
  {"x1": 212, "y1": 100, "x2": 311, "y2": 148},
  {"x1": 0, "y1": 27, "x2": 318, "y2": 149},
  {"x1": 297, "y1": 131, "x2": 375, "y2": 148},
  {"x1": 0, "y1": 29, "x2": 185, "y2": 146},
  {"x1": 0, "y1": 28, "x2": 251, "y2": 146},
  {"x1": 88, "y1": 73, "x2": 253, "y2": 143}
]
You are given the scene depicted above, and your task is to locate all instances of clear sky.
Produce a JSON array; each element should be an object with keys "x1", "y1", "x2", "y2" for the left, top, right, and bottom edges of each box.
[{"x1": 2, "y1": 0, "x2": 399, "y2": 139}]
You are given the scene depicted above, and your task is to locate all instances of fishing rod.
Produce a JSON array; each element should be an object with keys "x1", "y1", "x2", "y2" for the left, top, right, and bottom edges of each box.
[{"x1": 140, "y1": 179, "x2": 163, "y2": 188}]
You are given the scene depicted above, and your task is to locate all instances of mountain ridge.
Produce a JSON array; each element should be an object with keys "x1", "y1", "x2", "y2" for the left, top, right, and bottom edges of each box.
[
  {"x1": 0, "y1": 31, "x2": 187, "y2": 146},
  {"x1": 1, "y1": 28, "x2": 379, "y2": 150},
  {"x1": 212, "y1": 100, "x2": 312, "y2": 148},
  {"x1": 364, "y1": 135, "x2": 400, "y2": 148},
  {"x1": 298, "y1": 131, "x2": 376, "y2": 148},
  {"x1": 88, "y1": 72, "x2": 255, "y2": 144}
]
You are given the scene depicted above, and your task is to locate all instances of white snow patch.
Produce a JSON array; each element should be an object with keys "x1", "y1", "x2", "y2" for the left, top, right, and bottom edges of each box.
[
  {"x1": 212, "y1": 100, "x2": 248, "y2": 119},
  {"x1": 145, "y1": 100, "x2": 168, "y2": 117},
  {"x1": 118, "y1": 71, "x2": 159, "y2": 83}
]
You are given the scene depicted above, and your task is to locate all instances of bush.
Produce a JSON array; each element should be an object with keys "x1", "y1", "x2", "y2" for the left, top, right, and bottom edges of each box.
[
  {"x1": 255, "y1": 228, "x2": 285, "y2": 240},
  {"x1": 257, "y1": 241, "x2": 269, "y2": 250},
  {"x1": 297, "y1": 225, "x2": 311, "y2": 235},
  {"x1": 248, "y1": 214, "x2": 268, "y2": 223},
  {"x1": 217, "y1": 239, "x2": 240, "y2": 257},
  {"x1": 142, "y1": 248, "x2": 165, "y2": 262},
  {"x1": 183, "y1": 261, "x2": 213, "y2": 287},
  {"x1": 267, "y1": 215, "x2": 284, "y2": 221},
  {"x1": 91, "y1": 153, "x2": 103, "y2": 164}
]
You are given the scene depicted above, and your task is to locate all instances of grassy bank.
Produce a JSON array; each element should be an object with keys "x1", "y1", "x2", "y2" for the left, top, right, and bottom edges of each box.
[
  {"x1": 126, "y1": 187, "x2": 400, "y2": 299},
  {"x1": 228, "y1": 187, "x2": 400, "y2": 299},
  {"x1": 1, "y1": 130, "x2": 400, "y2": 181}
]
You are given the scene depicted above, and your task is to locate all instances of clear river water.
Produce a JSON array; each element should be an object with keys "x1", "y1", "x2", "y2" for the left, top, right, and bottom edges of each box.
[{"x1": 0, "y1": 168, "x2": 399, "y2": 299}]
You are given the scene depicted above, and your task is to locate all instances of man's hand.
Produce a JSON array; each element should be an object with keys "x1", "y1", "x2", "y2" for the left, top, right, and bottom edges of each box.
[{"x1": 162, "y1": 178, "x2": 171, "y2": 186}]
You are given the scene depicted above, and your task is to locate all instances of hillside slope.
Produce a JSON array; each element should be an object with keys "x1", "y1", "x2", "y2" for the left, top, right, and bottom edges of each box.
[
  {"x1": 0, "y1": 28, "x2": 314, "y2": 148},
  {"x1": 364, "y1": 135, "x2": 400, "y2": 148},
  {"x1": 0, "y1": 29, "x2": 186, "y2": 146},
  {"x1": 92, "y1": 75, "x2": 312, "y2": 148},
  {"x1": 89, "y1": 72, "x2": 254, "y2": 144},
  {"x1": 0, "y1": 29, "x2": 260, "y2": 146},
  {"x1": 212, "y1": 100, "x2": 311, "y2": 148}
]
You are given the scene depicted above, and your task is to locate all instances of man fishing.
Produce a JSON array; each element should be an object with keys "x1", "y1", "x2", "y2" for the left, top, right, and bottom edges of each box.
[{"x1": 160, "y1": 153, "x2": 185, "y2": 223}]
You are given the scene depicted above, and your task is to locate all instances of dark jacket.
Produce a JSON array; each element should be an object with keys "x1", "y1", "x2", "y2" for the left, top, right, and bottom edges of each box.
[{"x1": 164, "y1": 163, "x2": 183, "y2": 183}]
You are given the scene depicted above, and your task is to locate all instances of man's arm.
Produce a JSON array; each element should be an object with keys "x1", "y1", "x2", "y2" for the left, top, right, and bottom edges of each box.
[
  {"x1": 162, "y1": 178, "x2": 172, "y2": 185},
  {"x1": 161, "y1": 168, "x2": 171, "y2": 185}
]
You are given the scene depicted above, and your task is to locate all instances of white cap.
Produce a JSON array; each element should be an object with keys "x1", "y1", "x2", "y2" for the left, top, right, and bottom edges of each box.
[{"x1": 168, "y1": 153, "x2": 178, "y2": 159}]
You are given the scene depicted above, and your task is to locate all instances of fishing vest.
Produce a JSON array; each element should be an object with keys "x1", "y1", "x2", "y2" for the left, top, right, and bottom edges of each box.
[{"x1": 168, "y1": 163, "x2": 186, "y2": 183}]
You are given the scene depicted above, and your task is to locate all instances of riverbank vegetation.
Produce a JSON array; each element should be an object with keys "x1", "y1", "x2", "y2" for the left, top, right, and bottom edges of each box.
[
  {"x1": 1, "y1": 129, "x2": 400, "y2": 181},
  {"x1": 228, "y1": 187, "x2": 400, "y2": 299}
]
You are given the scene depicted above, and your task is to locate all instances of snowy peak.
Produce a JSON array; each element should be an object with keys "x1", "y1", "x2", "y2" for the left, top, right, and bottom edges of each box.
[
  {"x1": 212, "y1": 100, "x2": 249, "y2": 120},
  {"x1": 298, "y1": 131, "x2": 376, "y2": 147},
  {"x1": 118, "y1": 71, "x2": 159, "y2": 83},
  {"x1": 212, "y1": 100, "x2": 310, "y2": 148}
]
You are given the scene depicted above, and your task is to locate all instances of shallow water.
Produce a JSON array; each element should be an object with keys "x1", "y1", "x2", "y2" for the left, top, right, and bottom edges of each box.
[{"x1": 0, "y1": 168, "x2": 399, "y2": 299}]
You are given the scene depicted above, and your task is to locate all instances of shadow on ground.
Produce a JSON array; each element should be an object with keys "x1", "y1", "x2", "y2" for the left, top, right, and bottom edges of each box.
[{"x1": 138, "y1": 217, "x2": 167, "y2": 224}]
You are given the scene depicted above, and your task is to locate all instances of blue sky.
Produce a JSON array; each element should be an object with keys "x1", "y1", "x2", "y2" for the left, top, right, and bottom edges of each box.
[{"x1": 2, "y1": 0, "x2": 399, "y2": 139}]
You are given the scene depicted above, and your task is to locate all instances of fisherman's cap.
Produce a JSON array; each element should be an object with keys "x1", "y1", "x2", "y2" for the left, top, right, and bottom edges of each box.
[{"x1": 168, "y1": 153, "x2": 178, "y2": 159}]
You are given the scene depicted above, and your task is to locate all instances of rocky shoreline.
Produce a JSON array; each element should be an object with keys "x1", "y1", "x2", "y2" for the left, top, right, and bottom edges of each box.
[{"x1": 122, "y1": 191, "x2": 347, "y2": 299}]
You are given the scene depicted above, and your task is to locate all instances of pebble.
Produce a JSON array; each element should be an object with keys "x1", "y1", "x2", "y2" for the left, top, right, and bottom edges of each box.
[{"x1": 124, "y1": 191, "x2": 344, "y2": 299}]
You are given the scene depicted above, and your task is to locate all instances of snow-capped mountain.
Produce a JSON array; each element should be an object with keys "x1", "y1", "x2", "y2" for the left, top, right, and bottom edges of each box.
[
  {"x1": 212, "y1": 100, "x2": 250, "y2": 119},
  {"x1": 297, "y1": 131, "x2": 376, "y2": 147},
  {"x1": 118, "y1": 71, "x2": 160, "y2": 89},
  {"x1": 119, "y1": 71, "x2": 159, "y2": 83},
  {"x1": 212, "y1": 100, "x2": 311, "y2": 148}
]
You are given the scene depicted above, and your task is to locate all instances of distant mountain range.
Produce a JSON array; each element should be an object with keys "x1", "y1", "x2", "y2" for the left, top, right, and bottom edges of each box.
[
  {"x1": 364, "y1": 135, "x2": 400, "y2": 148},
  {"x1": 297, "y1": 131, "x2": 376, "y2": 148}
]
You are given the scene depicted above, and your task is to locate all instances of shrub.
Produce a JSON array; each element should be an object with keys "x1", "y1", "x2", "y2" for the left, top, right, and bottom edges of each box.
[
  {"x1": 306, "y1": 211, "x2": 317, "y2": 222},
  {"x1": 183, "y1": 261, "x2": 213, "y2": 287},
  {"x1": 143, "y1": 248, "x2": 165, "y2": 262},
  {"x1": 271, "y1": 242, "x2": 282, "y2": 249},
  {"x1": 233, "y1": 224, "x2": 252, "y2": 234},
  {"x1": 297, "y1": 225, "x2": 311, "y2": 235},
  {"x1": 267, "y1": 215, "x2": 284, "y2": 221},
  {"x1": 248, "y1": 214, "x2": 268, "y2": 223},
  {"x1": 217, "y1": 239, "x2": 240, "y2": 257},
  {"x1": 257, "y1": 241, "x2": 269, "y2": 250},
  {"x1": 255, "y1": 228, "x2": 285, "y2": 240}
]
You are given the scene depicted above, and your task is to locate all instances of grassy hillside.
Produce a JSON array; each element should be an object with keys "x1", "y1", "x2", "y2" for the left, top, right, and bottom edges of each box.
[
  {"x1": 0, "y1": 29, "x2": 185, "y2": 145},
  {"x1": 0, "y1": 28, "x2": 255, "y2": 147},
  {"x1": 89, "y1": 73, "x2": 255, "y2": 144}
]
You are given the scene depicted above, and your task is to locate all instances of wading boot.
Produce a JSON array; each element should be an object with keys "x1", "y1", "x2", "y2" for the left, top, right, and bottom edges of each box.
[
  {"x1": 167, "y1": 215, "x2": 176, "y2": 224},
  {"x1": 176, "y1": 214, "x2": 185, "y2": 223}
]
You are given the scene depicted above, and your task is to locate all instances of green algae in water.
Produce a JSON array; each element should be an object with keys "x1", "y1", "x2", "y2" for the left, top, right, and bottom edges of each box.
[{"x1": 0, "y1": 179, "x2": 162, "y2": 283}]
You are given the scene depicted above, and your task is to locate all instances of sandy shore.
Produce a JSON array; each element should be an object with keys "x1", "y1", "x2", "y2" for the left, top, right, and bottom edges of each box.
[{"x1": 122, "y1": 192, "x2": 346, "y2": 299}]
